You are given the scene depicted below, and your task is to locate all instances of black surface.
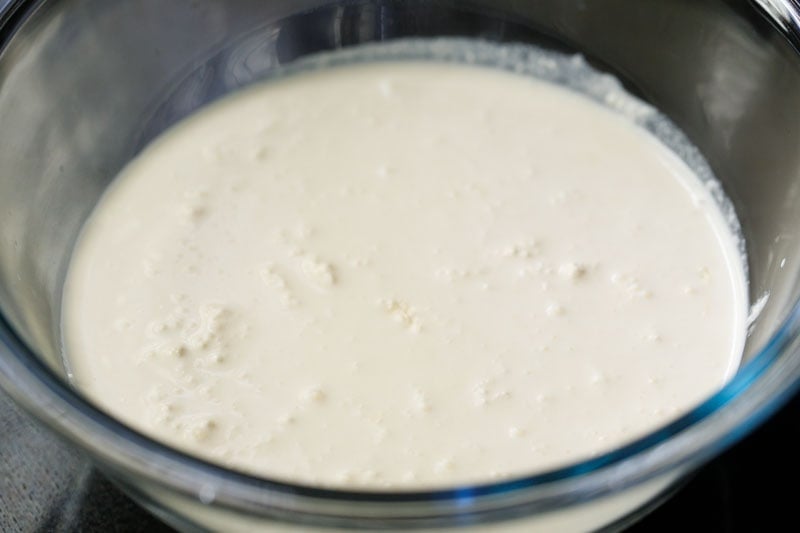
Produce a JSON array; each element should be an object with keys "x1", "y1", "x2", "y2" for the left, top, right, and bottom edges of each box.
[
  {"x1": 629, "y1": 390, "x2": 800, "y2": 533},
  {"x1": 57, "y1": 390, "x2": 799, "y2": 532}
]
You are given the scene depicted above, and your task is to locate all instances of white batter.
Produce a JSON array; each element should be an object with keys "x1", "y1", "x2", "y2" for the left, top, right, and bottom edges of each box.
[{"x1": 63, "y1": 60, "x2": 747, "y2": 489}]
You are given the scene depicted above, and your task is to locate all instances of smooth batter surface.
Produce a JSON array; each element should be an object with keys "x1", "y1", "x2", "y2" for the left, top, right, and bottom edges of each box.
[{"x1": 63, "y1": 60, "x2": 747, "y2": 488}]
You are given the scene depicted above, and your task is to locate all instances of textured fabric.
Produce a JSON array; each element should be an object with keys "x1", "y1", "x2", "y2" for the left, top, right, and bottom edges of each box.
[{"x1": 0, "y1": 388, "x2": 171, "y2": 532}]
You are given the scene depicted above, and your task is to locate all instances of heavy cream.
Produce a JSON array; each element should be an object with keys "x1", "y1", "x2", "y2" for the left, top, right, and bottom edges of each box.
[{"x1": 63, "y1": 55, "x2": 747, "y2": 489}]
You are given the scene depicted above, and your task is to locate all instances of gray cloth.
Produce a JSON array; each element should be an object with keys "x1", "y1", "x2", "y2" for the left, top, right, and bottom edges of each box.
[{"x1": 0, "y1": 388, "x2": 171, "y2": 532}]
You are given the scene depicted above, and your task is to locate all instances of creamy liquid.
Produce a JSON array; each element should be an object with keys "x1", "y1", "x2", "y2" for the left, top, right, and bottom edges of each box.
[{"x1": 63, "y1": 59, "x2": 747, "y2": 489}]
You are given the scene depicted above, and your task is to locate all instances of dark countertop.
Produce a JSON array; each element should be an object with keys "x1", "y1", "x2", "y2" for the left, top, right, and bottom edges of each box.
[{"x1": 1, "y1": 387, "x2": 797, "y2": 532}]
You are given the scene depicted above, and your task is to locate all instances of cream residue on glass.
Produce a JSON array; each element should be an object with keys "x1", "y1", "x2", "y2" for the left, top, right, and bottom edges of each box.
[{"x1": 63, "y1": 41, "x2": 747, "y2": 489}]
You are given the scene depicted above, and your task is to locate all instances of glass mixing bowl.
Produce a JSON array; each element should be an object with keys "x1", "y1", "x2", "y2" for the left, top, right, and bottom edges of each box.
[{"x1": 1, "y1": 0, "x2": 800, "y2": 531}]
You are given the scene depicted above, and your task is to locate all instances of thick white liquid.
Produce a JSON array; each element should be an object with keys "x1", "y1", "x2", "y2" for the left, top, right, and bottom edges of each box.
[{"x1": 63, "y1": 60, "x2": 746, "y2": 489}]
